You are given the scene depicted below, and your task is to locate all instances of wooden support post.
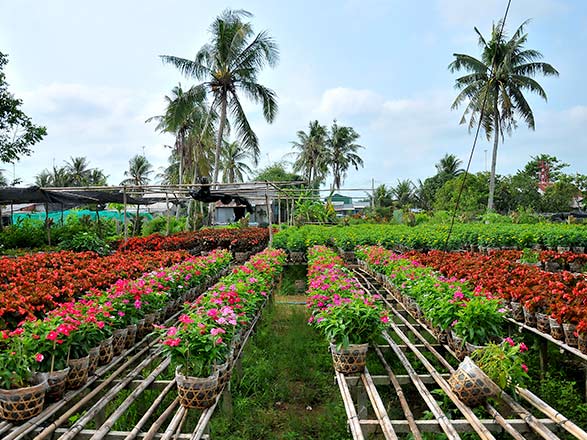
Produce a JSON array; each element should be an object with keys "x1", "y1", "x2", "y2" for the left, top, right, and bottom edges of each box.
[
  {"x1": 221, "y1": 383, "x2": 233, "y2": 419},
  {"x1": 165, "y1": 192, "x2": 170, "y2": 236},
  {"x1": 266, "y1": 184, "x2": 273, "y2": 247},
  {"x1": 539, "y1": 337, "x2": 548, "y2": 382},
  {"x1": 123, "y1": 187, "x2": 128, "y2": 242}
]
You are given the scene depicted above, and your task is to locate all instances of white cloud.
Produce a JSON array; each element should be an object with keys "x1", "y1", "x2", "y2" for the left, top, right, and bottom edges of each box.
[{"x1": 318, "y1": 87, "x2": 384, "y2": 117}]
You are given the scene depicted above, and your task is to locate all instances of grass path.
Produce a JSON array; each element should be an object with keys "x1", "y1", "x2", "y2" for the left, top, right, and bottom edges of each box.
[{"x1": 209, "y1": 291, "x2": 351, "y2": 439}]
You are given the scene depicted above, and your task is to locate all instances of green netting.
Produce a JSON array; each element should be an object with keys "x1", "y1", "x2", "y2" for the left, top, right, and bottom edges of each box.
[{"x1": 12, "y1": 209, "x2": 153, "y2": 224}]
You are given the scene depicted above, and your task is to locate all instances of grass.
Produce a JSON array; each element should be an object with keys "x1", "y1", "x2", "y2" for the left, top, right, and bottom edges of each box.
[{"x1": 209, "y1": 286, "x2": 351, "y2": 439}]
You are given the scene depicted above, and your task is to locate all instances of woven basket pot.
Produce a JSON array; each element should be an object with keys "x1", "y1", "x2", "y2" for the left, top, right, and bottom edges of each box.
[
  {"x1": 449, "y1": 331, "x2": 467, "y2": 360},
  {"x1": 578, "y1": 333, "x2": 587, "y2": 355},
  {"x1": 175, "y1": 367, "x2": 220, "y2": 409},
  {"x1": 330, "y1": 342, "x2": 369, "y2": 374},
  {"x1": 125, "y1": 324, "x2": 138, "y2": 349},
  {"x1": 0, "y1": 374, "x2": 48, "y2": 422},
  {"x1": 98, "y1": 336, "x2": 114, "y2": 366},
  {"x1": 523, "y1": 306, "x2": 537, "y2": 328},
  {"x1": 509, "y1": 301, "x2": 524, "y2": 321},
  {"x1": 448, "y1": 356, "x2": 500, "y2": 407},
  {"x1": 67, "y1": 355, "x2": 90, "y2": 390},
  {"x1": 549, "y1": 318, "x2": 564, "y2": 340},
  {"x1": 563, "y1": 323, "x2": 578, "y2": 347},
  {"x1": 112, "y1": 328, "x2": 128, "y2": 356},
  {"x1": 535, "y1": 312, "x2": 550, "y2": 333},
  {"x1": 213, "y1": 361, "x2": 232, "y2": 391},
  {"x1": 88, "y1": 346, "x2": 100, "y2": 376},
  {"x1": 45, "y1": 367, "x2": 70, "y2": 402}
]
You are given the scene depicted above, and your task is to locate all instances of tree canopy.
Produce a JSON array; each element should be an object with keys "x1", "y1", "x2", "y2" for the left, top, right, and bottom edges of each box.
[{"x1": 0, "y1": 52, "x2": 47, "y2": 164}]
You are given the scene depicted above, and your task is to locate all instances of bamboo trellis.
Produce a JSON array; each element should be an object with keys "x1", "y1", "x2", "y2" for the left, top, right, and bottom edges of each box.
[{"x1": 333, "y1": 265, "x2": 587, "y2": 439}]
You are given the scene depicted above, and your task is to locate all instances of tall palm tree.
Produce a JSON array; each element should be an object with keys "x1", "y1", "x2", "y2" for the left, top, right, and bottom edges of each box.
[
  {"x1": 147, "y1": 84, "x2": 214, "y2": 186},
  {"x1": 221, "y1": 140, "x2": 252, "y2": 183},
  {"x1": 120, "y1": 154, "x2": 153, "y2": 186},
  {"x1": 161, "y1": 9, "x2": 279, "y2": 184},
  {"x1": 436, "y1": 153, "x2": 464, "y2": 177},
  {"x1": 291, "y1": 120, "x2": 328, "y2": 188},
  {"x1": 449, "y1": 20, "x2": 558, "y2": 211},
  {"x1": 88, "y1": 169, "x2": 108, "y2": 186},
  {"x1": 65, "y1": 156, "x2": 92, "y2": 186},
  {"x1": 391, "y1": 179, "x2": 415, "y2": 208},
  {"x1": 327, "y1": 121, "x2": 364, "y2": 190}
]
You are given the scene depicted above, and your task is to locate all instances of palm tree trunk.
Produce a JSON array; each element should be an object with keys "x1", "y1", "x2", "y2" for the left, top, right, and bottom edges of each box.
[
  {"x1": 213, "y1": 95, "x2": 228, "y2": 184},
  {"x1": 487, "y1": 107, "x2": 500, "y2": 212}
]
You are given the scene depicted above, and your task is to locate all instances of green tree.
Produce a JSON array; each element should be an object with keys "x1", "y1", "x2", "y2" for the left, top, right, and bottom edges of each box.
[
  {"x1": 161, "y1": 9, "x2": 279, "y2": 184},
  {"x1": 436, "y1": 153, "x2": 464, "y2": 177},
  {"x1": 0, "y1": 52, "x2": 47, "y2": 163},
  {"x1": 434, "y1": 173, "x2": 489, "y2": 213},
  {"x1": 327, "y1": 120, "x2": 364, "y2": 190},
  {"x1": 540, "y1": 178, "x2": 578, "y2": 212},
  {"x1": 373, "y1": 184, "x2": 393, "y2": 208},
  {"x1": 65, "y1": 156, "x2": 92, "y2": 186},
  {"x1": 391, "y1": 179, "x2": 415, "y2": 208},
  {"x1": 254, "y1": 162, "x2": 301, "y2": 182},
  {"x1": 291, "y1": 120, "x2": 328, "y2": 188},
  {"x1": 120, "y1": 155, "x2": 153, "y2": 186},
  {"x1": 449, "y1": 20, "x2": 558, "y2": 211},
  {"x1": 221, "y1": 140, "x2": 252, "y2": 183}
]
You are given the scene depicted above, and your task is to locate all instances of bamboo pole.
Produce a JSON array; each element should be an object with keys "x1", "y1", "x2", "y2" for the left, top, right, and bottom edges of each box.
[
  {"x1": 374, "y1": 346, "x2": 423, "y2": 440},
  {"x1": 485, "y1": 404, "x2": 527, "y2": 440},
  {"x1": 335, "y1": 370, "x2": 366, "y2": 440},
  {"x1": 123, "y1": 187, "x2": 128, "y2": 242},
  {"x1": 361, "y1": 368, "x2": 398, "y2": 440},
  {"x1": 516, "y1": 387, "x2": 587, "y2": 439},
  {"x1": 33, "y1": 342, "x2": 158, "y2": 440},
  {"x1": 499, "y1": 392, "x2": 561, "y2": 440},
  {"x1": 160, "y1": 406, "x2": 187, "y2": 440},
  {"x1": 56, "y1": 352, "x2": 163, "y2": 440},
  {"x1": 143, "y1": 397, "x2": 180, "y2": 440},
  {"x1": 90, "y1": 357, "x2": 171, "y2": 440},
  {"x1": 123, "y1": 379, "x2": 177, "y2": 440},
  {"x1": 266, "y1": 184, "x2": 273, "y2": 247}
]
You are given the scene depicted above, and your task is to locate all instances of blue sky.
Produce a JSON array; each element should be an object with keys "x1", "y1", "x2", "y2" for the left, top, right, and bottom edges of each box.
[{"x1": 1, "y1": 0, "x2": 585, "y2": 190}]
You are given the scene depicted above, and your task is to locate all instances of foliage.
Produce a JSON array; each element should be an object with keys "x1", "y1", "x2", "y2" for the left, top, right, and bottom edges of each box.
[
  {"x1": 327, "y1": 120, "x2": 364, "y2": 190},
  {"x1": 161, "y1": 9, "x2": 279, "y2": 183},
  {"x1": 58, "y1": 232, "x2": 111, "y2": 255},
  {"x1": 253, "y1": 162, "x2": 301, "y2": 182},
  {"x1": 294, "y1": 199, "x2": 335, "y2": 225},
  {"x1": 452, "y1": 296, "x2": 505, "y2": 345},
  {"x1": 449, "y1": 20, "x2": 559, "y2": 211},
  {"x1": 142, "y1": 216, "x2": 187, "y2": 236},
  {"x1": 0, "y1": 332, "x2": 38, "y2": 389},
  {"x1": 434, "y1": 172, "x2": 488, "y2": 213},
  {"x1": 471, "y1": 338, "x2": 529, "y2": 396},
  {"x1": 306, "y1": 246, "x2": 389, "y2": 347},
  {"x1": 0, "y1": 52, "x2": 47, "y2": 164}
]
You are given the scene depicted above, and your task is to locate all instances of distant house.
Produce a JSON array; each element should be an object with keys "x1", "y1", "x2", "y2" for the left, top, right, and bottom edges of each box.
[
  {"x1": 326, "y1": 193, "x2": 369, "y2": 217},
  {"x1": 214, "y1": 198, "x2": 272, "y2": 225}
]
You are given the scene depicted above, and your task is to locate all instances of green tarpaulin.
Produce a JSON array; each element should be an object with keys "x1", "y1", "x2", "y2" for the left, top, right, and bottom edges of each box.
[{"x1": 12, "y1": 209, "x2": 153, "y2": 224}]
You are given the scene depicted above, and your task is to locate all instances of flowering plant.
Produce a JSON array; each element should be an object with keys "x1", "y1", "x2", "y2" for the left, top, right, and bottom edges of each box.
[
  {"x1": 156, "y1": 313, "x2": 230, "y2": 377},
  {"x1": 471, "y1": 338, "x2": 529, "y2": 397},
  {"x1": 452, "y1": 296, "x2": 506, "y2": 345},
  {"x1": 0, "y1": 331, "x2": 43, "y2": 389}
]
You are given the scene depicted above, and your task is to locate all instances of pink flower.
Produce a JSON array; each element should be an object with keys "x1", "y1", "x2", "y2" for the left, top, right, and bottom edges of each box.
[
  {"x1": 519, "y1": 342, "x2": 528, "y2": 352},
  {"x1": 167, "y1": 327, "x2": 178, "y2": 337},
  {"x1": 215, "y1": 337, "x2": 223, "y2": 345},
  {"x1": 521, "y1": 363, "x2": 528, "y2": 373},
  {"x1": 46, "y1": 331, "x2": 58, "y2": 341},
  {"x1": 504, "y1": 337, "x2": 515, "y2": 347},
  {"x1": 380, "y1": 315, "x2": 389, "y2": 324},
  {"x1": 211, "y1": 328, "x2": 226, "y2": 336},
  {"x1": 178, "y1": 314, "x2": 194, "y2": 324},
  {"x1": 35, "y1": 353, "x2": 44, "y2": 362},
  {"x1": 163, "y1": 337, "x2": 181, "y2": 347}
]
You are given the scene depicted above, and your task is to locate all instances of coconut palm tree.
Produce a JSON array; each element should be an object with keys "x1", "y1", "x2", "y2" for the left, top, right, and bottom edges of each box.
[
  {"x1": 391, "y1": 179, "x2": 415, "y2": 208},
  {"x1": 65, "y1": 156, "x2": 92, "y2": 186},
  {"x1": 221, "y1": 141, "x2": 252, "y2": 183},
  {"x1": 449, "y1": 20, "x2": 558, "y2": 211},
  {"x1": 147, "y1": 84, "x2": 214, "y2": 186},
  {"x1": 160, "y1": 9, "x2": 279, "y2": 184},
  {"x1": 120, "y1": 154, "x2": 153, "y2": 186},
  {"x1": 291, "y1": 120, "x2": 328, "y2": 188},
  {"x1": 436, "y1": 153, "x2": 464, "y2": 177},
  {"x1": 327, "y1": 121, "x2": 364, "y2": 190},
  {"x1": 88, "y1": 169, "x2": 108, "y2": 186}
]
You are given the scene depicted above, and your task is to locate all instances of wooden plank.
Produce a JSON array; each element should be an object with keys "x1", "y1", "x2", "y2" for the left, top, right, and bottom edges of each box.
[{"x1": 361, "y1": 368, "x2": 398, "y2": 440}]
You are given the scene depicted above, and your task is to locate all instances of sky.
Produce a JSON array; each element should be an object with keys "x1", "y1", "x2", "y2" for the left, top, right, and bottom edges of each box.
[{"x1": 1, "y1": 0, "x2": 586, "y2": 192}]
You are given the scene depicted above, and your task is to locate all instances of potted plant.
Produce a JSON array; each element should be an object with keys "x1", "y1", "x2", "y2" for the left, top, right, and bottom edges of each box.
[
  {"x1": 449, "y1": 338, "x2": 529, "y2": 407},
  {"x1": 310, "y1": 296, "x2": 389, "y2": 374},
  {"x1": 157, "y1": 313, "x2": 231, "y2": 409},
  {"x1": 0, "y1": 332, "x2": 48, "y2": 421}
]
